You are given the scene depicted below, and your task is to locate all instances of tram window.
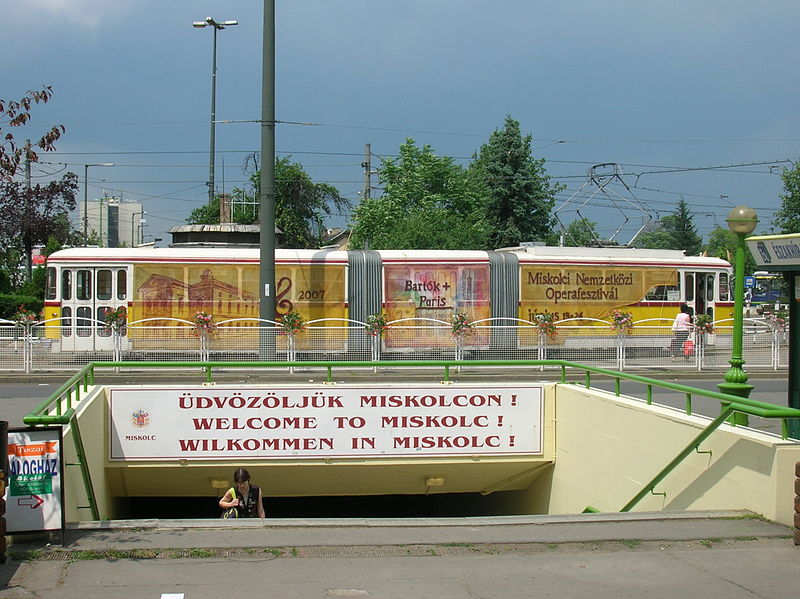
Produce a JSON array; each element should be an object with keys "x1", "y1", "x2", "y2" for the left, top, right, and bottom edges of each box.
[
  {"x1": 645, "y1": 285, "x2": 679, "y2": 301},
  {"x1": 61, "y1": 307, "x2": 72, "y2": 337},
  {"x1": 76, "y1": 306, "x2": 92, "y2": 337},
  {"x1": 46, "y1": 267, "x2": 57, "y2": 300},
  {"x1": 97, "y1": 307, "x2": 111, "y2": 337},
  {"x1": 719, "y1": 273, "x2": 729, "y2": 301},
  {"x1": 61, "y1": 270, "x2": 72, "y2": 300},
  {"x1": 705, "y1": 274, "x2": 715, "y2": 301},
  {"x1": 97, "y1": 270, "x2": 112, "y2": 300},
  {"x1": 117, "y1": 270, "x2": 127, "y2": 300},
  {"x1": 76, "y1": 270, "x2": 92, "y2": 300},
  {"x1": 684, "y1": 274, "x2": 694, "y2": 301}
]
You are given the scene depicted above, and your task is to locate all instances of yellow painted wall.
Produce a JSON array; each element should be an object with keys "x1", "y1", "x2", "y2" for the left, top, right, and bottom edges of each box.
[
  {"x1": 58, "y1": 381, "x2": 800, "y2": 525},
  {"x1": 526, "y1": 385, "x2": 800, "y2": 525},
  {"x1": 61, "y1": 386, "x2": 112, "y2": 521}
]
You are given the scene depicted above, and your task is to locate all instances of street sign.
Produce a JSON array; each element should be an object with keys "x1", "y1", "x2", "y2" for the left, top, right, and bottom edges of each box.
[
  {"x1": 5, "y1": 428, "x2": 64, "y2": 534},
  {"x1": 744, "y1": 275, "x2": 755, "y2": 289}
]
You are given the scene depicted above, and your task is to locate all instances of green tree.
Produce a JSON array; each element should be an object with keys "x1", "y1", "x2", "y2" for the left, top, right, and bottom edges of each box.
[
  {"x1": 704, "y1": 226, "x2": 757, "y2": 274},
  {"x1": 562, "y1": 218, "x2": 600, "y2": 247},
  {"x1": 1, "y1": 87, "x2": 64, "y2": 182},
  {"x1": 469, "y1": 116, "x2": 561, "y2": 249},
  {"x1": 349, "y1": 139, "x2": 488, "y2": 249},
  {"x1": 774, "y1": 161, "x2": 800, "y2": 233},
  {"x1": 635, "y1": 198, "x2": 703, "y2": 255},
  {"x1": 187, "y1": 156, "x2": 349, "y2": 248},
  {"x1": 0, "y1": 87, "x2": 76, "y2": 285}
]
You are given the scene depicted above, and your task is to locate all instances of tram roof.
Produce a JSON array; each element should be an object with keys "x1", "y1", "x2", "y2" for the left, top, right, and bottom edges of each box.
[
  {"x1": 498, "y1": 245, "x2": 730, "y2": 268},
  {"x1": 46, "y1": 247, "x2": 350, "y2": 264},
  {"x1": 45, "y1": 245, "x2": 730, "y2": 269}
]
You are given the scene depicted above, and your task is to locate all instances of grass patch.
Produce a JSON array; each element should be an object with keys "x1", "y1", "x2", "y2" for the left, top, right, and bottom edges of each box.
[
  {"x1": 264, "y1": 548, "x2": 282, "y2": 557},
  {"x1": 619, "y1": 539, "x2": 641, "y2": 548},
  {"x1": 699, "y1": 538, "x2": 721, "y2": 548},
  {"x1": 722, "y1": 513, "x2": 767, "y2": 521},
  {"x1": 189, "y1": 548, "x2": 214, "y2": 558},
  {"x1": 7, "y1": 549, "x2": 43, "y2": 561},
  {"x1": 437, "y1": 543, "x2": 475, "y2": 548}
]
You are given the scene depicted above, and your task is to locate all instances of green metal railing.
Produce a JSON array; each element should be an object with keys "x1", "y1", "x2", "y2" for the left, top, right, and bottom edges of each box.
[{"x1": 22, "y1": 359, "x2": 800, "y2": 520}]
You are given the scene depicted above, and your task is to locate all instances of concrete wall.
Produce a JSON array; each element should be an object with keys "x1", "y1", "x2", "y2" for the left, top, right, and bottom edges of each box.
[
  {"x1": 62, "y1": 386, "x2": 112, "y2": 521},
  {"x1": 58, "y1": 381, "x2": 800, "y2": 525},
  {"x1": 525, "y1": 385, "x2": 800, "y2": 525}
]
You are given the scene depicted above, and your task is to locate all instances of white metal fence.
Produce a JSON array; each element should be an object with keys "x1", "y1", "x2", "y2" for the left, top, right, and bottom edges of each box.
[{"x1": 0, "y1": 316, "x2": 788, "y2": 373}]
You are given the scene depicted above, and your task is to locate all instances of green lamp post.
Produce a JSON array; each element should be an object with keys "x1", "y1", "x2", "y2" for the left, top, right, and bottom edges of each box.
[{"x1": 718, "y1": 205, "x2": 758, "y2": 420}]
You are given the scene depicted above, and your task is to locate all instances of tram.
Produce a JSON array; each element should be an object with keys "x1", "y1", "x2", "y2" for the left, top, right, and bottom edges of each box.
[
  {"x1": 42, "y1": 245, "x2": 732, "y2": 352},
  {"x1": 748, "y1": 271, "x2": 788, "y2": 311}
]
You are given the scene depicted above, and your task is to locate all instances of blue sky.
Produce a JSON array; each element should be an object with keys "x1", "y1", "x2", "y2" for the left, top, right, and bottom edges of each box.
[{"x1": 5, "y1": 1, "x2": 799, "y2": 246}]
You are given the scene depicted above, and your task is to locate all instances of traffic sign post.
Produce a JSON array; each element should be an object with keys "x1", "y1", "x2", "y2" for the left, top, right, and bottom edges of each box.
[{"x1": 1, "y1": 420, "x2": 7, "y2": 563}]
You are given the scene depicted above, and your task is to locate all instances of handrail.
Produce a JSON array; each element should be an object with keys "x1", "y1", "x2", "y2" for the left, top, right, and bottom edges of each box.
[
  {"x1": 24, "y1": 359, "x2": 800, "y2": 431},
  {"x1": 22, "y1": 359, "x2": 800, "y2": 521}
]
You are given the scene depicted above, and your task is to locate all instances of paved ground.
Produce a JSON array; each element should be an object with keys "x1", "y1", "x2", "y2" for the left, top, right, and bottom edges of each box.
[{"x1": 2, "y1": 511, "x2": 799, "y2": 598}]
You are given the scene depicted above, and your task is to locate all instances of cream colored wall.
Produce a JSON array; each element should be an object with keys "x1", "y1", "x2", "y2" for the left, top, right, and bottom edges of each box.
[
  {"x1": 59, "y1": 381, "x2": 800, "y2": 526},
  {"x1": 61, "y1": 386, "x2": 112, "y2": 521},
  {"x1": 541, "y1": 385, "x2": 800, "y2": 525}
]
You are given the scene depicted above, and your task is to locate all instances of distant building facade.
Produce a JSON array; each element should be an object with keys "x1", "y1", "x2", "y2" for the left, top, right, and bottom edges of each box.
[{"x1": 81, "y1": 197, "x2": 145, "y2": 247}]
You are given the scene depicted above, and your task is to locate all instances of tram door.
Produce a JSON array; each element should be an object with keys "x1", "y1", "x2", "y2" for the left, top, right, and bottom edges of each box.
[
  {"x1": 60, "y1": 267, "x2": 128, "y2": 352},
  {"x1": 683, "y1": 272, "x2": 718, "y2": 321}
]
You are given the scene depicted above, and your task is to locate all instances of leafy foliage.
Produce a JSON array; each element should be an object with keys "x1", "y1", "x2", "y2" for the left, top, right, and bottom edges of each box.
[
  {"x1": 0, "y1": 87, "x2": 65, "y2": 181},
  {"x1": 634, "y1": 198, "x2": 703, "y2": 255},
  {"x1": 349, "y1": 139, "x2": 488, "y2": 249},
  {"x1": 703, "y1": 226, "x2": 756, "y2": 273},
  {"x1": 187, "y1": 156, "x2": 349, "y2": 249},
  {"x1": 609, "y1": 309, "x2": 634, "y2": 334},
  {"x1": 469, "y1": 116, "x2": 561, "y2": 248},
  {"x1": 562, "y1": 218, "x2": 601, "y2": 247},
  {"x1": 0, "y1": 174, "x2": 78, "y2": 280},
  {"x1": 0, "y1": 295, "x2": 42, "y2": 320},
  {"x1": 0, "y1": 87, "x2": 76, "y2": 287},
  {"x1": 451, "y1": 312, "x2": 475, "y2": 337},
  {"x1": 774, "y1": 161, "x2": 800, "y2": 233}
]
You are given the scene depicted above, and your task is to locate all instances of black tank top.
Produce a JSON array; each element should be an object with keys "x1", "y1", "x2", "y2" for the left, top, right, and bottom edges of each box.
[{"x1": 234, "y1": 484, "x2": 261, "y2": 518}]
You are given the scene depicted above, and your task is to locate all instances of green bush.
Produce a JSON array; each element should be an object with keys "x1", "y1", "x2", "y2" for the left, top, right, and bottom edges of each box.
[{"x1": 0, "y1": 295, "x2": 44, "y2": 320}]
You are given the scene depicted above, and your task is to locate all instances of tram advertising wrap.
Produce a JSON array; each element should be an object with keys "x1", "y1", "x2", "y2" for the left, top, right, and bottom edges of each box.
[
  {"x1": 520, "y1": 265, "x2": 678, "y2": 321},
  {"x1": 383, "y1": 263, "x2": 490, "y2": 347}
]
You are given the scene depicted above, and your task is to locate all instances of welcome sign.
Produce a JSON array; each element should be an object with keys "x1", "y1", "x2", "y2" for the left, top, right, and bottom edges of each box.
[{"x1": 109, "y1": 384, "x2": 543, "y2": 460}]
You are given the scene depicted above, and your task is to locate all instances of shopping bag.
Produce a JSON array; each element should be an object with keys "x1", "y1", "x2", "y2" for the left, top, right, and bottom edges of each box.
[{"x1": 683, "y1": 338, "x2": 695, "y2": 357}]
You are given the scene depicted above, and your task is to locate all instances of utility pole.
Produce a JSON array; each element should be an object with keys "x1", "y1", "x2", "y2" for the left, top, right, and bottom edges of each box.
[
  {"x1": 259, "y1": 0, "x2": 276, "y2": 348},
  {"x1": 24, "y1": 140, "x2": 32, "y2": 281},
  {"x1": 362, "y1": 143, "x2": 372, "y2": 200}
]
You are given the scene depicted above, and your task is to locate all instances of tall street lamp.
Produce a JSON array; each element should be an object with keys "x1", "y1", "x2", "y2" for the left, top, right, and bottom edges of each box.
[
  {"x1": 193, "y1": 16, "x2": 238, "y2": 206},
  {"x1": 83, "y1": 163, "x2": 114, "y2": 245},
  {"x1": 718, "y1": 205, "x2": 759, "y2": 412}
]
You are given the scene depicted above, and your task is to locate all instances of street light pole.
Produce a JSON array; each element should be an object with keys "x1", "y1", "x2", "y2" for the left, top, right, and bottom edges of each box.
[
  {"x1": 83, "y1": 163, "x2": 113, "y2": 245},
  {"x1": 193, "y1": 16, "x2": 238, "y2": 206},
  {"x1": 718, "y1": 205, "x2": 759, "y2": 411}
]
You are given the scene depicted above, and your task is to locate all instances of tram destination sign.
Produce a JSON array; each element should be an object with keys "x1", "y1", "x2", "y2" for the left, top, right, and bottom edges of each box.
[{"x1": 108, "y1": 384, "x2": 543, "y2": 460}]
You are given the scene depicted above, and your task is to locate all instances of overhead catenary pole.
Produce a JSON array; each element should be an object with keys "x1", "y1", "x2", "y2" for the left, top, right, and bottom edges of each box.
[
  {"x1": 362, "y1": 143, "x2": 371, "y2": 200},
  {"x1": 259, "y1": 0, "x2": 276, "y2": 331},
  {"x1": 24, "y1": 140, "x2": 32, "y2": 281}
]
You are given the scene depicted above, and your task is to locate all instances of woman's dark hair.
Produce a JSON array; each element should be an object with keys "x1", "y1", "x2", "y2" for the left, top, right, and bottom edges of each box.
[
  {"x1": 680, "y1": 303, "x2": 690, "y2": 314},
  {"x1": 233, "y1": 468, "x2": 251, "y2": 484}
]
